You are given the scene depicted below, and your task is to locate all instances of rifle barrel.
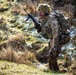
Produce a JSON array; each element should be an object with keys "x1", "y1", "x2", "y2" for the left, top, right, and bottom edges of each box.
[
  {"x1": 50, "y1": 7, "x2": 58, "y2": 15},
  {"x1": 24, "y1": 9, "x2": 29, "y2": 14}
]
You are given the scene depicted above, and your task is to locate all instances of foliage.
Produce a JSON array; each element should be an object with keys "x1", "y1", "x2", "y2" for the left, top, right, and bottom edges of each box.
[
  {"x1": 0, "y1": 0, "x2": 76, "y2": 74},
  {"x1": 0, "y1": 61, "x2": 66, "y2": 75}
]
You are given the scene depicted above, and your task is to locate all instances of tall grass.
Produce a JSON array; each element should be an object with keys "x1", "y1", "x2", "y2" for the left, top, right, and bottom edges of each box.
[
  {"x1": 0, "y1": 46, "x2": 38, "y2": 65},
  {"x1": 0, "y1": 34, "x2": 38, "y2": 65}
]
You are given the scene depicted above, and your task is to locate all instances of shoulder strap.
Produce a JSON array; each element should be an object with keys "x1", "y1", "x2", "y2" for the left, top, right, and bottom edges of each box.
[
  {"x1": 50, "y1": 7, "x2": 64, "y2": 32},
  {"x1": 54, "y1": 14, "x2": 64, "y2": 32}
]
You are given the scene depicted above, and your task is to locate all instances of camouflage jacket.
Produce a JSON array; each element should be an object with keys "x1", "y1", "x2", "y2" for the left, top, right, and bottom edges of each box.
[
  {"x1": 39, "y1": 15, "x2": 59, "y2": 48},
  {"x1": 39, "y1": 15, "x2": 59, "y2": 39}
]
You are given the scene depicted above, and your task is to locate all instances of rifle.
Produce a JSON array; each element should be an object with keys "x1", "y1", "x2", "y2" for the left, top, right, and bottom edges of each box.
[{"x1": 24, "y1": 9, "x2": 41, "y2": 32}]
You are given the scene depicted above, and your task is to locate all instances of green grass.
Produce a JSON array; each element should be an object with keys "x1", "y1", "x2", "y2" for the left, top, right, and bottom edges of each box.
[{"x1": 0, "y1": 60, "x2": 66, "y2": 75}]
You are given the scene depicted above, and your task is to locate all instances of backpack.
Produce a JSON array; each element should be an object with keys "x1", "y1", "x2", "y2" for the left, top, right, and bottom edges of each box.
[{"x1": 53, "y1": 13, "x2": 70, "y2": 45}]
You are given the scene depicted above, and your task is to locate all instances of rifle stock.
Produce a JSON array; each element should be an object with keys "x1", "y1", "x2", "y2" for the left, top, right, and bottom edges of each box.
[{"x1": 24, "y1": 9, "x2": 41, "y2": 32}]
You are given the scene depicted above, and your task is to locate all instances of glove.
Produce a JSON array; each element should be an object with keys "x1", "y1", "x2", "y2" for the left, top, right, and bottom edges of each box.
[
  {"x1": 28, "y1": 14, "x2": 41, "y2": 32},
  {"x1": 34, "y1": 22, "x2": 41, "y2": 32}
]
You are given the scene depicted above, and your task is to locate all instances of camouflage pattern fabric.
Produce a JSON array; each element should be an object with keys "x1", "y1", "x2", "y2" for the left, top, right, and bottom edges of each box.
[{"x1": 39, "y1": 15, "x2": 61, "y2": 71}]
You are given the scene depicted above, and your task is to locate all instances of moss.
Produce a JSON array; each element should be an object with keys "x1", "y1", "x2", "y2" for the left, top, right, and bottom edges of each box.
[
  {"x1": 0, "y1": 61, "x2": 66, "y2": 75},
  {"x1": 0, "y1": 2, "x2": 10, "y2": 12}
]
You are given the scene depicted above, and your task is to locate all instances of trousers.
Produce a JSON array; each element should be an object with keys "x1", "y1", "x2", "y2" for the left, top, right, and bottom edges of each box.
[{"x1": 48, "y1": 41, "x2": 61, "y2": 71}]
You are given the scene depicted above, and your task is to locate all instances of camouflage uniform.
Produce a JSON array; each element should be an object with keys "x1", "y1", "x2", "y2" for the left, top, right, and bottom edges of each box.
[
  {"x1": 39, "y1": 15, "x2": 61, "y2": 71},
  {"x1": 37, "y1": 3, "x2": 62, "y2": 71},
  {"x1": 28, "y1": 3, "x2": 69, "y2": 71}
]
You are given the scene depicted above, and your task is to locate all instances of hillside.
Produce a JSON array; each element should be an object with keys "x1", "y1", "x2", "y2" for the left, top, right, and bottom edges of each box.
[
  {"x1": 0, "y1": 61, "x2": 66, "y2": 75},
  {"x1": 0, "y1": 0, "x2": 76, "y2": 75}
]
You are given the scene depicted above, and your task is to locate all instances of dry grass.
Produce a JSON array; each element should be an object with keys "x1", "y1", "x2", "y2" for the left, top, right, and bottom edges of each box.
[
  {"x1": 0, "y1": 46, "x2": 38, "y2": 66},
  {"x1": 5, "y1": 34, "x2": 25, "y2": 51},
  {"x1": 8, "y1": 34, "x2": 25, "y2": 44},
  {"x1": 0, "y1": 33, "x2": 38, "y2": 65},
  {"x1": 15, "y1": 50, "x2": 38, "y2": 65},
  {"x1": 24, "y1": 0, "x2": 38, "y2": 15},
  {"x1": 0, "y1": 61, "x2": 64, "y2": 75}
]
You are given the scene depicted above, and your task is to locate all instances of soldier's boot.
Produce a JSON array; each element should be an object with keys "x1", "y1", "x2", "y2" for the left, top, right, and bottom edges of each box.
[
  {"x1": 52, "y1": 59, "x2": 59, "y2": 71},
  {"x1": 49, "y1": 59, "x2": 53, "y2": 70},
  {"x1": 49, "y1": 58, "x2": 59, "y2": 71}
]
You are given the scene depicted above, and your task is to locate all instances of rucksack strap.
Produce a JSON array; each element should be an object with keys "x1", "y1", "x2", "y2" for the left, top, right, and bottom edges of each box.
[
  {"x1": 50, "y1": 7, "x2": 65, "y2": 33},
  {"x1": 54, "y1": 14, "x2": 64, "y2": 32}
]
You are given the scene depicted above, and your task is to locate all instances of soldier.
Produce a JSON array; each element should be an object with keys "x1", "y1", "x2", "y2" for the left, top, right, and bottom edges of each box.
[
  {"x1": 28, "y1": 3, "x2": 62, "y2": 71},
  {"x1": 37, "y1": 4, "x2": 61, "y2": 71}
]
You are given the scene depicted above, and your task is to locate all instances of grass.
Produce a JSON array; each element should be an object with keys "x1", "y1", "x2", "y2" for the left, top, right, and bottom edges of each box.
[{"x1": 0, "y1": 60, "x2": 66, "y2": 75}]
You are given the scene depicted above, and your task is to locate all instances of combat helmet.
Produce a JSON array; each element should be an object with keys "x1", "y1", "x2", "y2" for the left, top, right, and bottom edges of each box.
[{"x1": 37, "y1": 3, "x2": 51, "y2": 16}]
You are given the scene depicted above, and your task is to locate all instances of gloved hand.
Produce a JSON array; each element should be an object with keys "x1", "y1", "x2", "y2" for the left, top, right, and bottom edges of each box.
[{"x1": 27, "y1": 14, "x2": 41, "y2": 32}]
